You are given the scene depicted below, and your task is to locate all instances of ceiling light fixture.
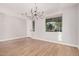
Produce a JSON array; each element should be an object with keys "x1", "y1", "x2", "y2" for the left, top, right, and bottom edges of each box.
[{"x1": 22, "y1": 3, "x2": 44, "y2": 20}]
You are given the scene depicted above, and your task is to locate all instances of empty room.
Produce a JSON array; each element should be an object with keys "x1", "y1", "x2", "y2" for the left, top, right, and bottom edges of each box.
[{"x1": 0, "y1": 3, "x2": 79, "y2": 56}]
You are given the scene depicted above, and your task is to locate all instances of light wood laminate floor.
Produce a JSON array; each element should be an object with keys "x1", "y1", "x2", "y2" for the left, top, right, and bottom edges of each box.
[{"x1": 0, "y1": 37, "x2": 79, "y2": 56}]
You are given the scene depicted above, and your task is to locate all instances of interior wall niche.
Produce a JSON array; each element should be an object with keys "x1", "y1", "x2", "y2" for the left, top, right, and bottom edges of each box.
[{"x1": 46, "y1": 16, "x2": 62, "y2": 32}]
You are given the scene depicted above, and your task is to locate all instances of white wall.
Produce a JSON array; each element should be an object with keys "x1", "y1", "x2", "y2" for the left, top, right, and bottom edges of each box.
[
  {"x1": 62, "y1": 6, "x2": 78, "y2": 45},
  {"x1": 0, "y1": 9, "x2": 26, "y2": 41},
  {"x1": 26, "y1": 17, "x2": 32, "y2": 37},
  {"x1": 32, "y1": 5, "x2": 78, "y2": 45},
  {"x1": 77, "y1": 4, "x2": 79, "y2": 46}
]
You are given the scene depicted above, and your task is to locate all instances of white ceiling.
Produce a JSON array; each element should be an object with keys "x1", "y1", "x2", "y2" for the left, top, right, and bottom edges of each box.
[{"x1": 0, "y1": 3, "x2": 78, "y2": 15}]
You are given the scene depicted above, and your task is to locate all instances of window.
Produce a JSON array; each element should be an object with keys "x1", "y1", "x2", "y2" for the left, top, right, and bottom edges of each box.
[{"x1": 46, "y1": 16, "x2": 62, "y2": 32}]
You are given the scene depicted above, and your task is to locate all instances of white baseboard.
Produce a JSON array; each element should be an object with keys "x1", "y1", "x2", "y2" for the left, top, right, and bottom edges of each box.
[
  {"x1": 32, "y1": 36, "x2": 79, "y2": 48},
  {"x1": 0, "y1": 36, "x2": 79, "y2": 48},
  {"x1": 0, "y1": 36, "x2": 26, "y2": 41}
]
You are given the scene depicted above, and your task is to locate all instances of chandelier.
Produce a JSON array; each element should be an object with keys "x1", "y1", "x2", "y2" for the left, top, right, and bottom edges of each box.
[{"x1": 22, "y1": 3, "x2": 44, "y2": 20}]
